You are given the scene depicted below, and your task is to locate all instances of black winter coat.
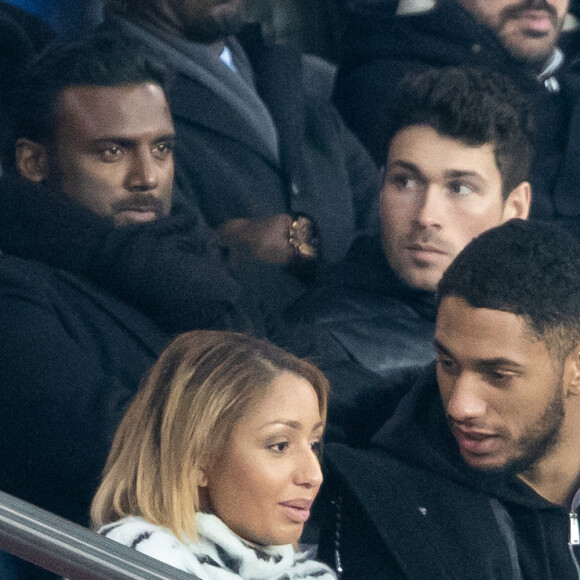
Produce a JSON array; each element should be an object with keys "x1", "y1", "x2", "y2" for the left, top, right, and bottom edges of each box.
[
  {"x1": 0, "y1": 177, "x2": 250, "y2": 580},
  {"x1": 102, "y1": 13, "x2": 381, "y2": 316},
  {"x1": 0, "y1": 174, "x2": 254, "y2": 526},
  {"x1": 0, "y1": 254, "x2": 169, "y2": 525},
  {"x1": 170, "y1": 33, "x2": 380, "y2": 264},
  {"x1": 0, "y1": 175, "x2": 252, "y2": 334}
]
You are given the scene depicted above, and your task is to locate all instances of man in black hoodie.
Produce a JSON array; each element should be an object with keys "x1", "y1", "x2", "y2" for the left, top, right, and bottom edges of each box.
[
  {"x1": 318, "y1": 219, "x2": 580, "y2": 579},
  {"x1": 333, "y1": 0, "x2": 580, "y2": 237}
]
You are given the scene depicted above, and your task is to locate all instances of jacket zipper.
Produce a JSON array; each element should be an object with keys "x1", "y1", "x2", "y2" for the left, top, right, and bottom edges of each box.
[{"x1": 570, "y1": 511, "x2": 580, "y2": 577}]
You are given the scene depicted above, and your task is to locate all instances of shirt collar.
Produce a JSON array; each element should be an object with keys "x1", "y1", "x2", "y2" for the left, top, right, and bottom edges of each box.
[{"x1": 219, "y1": 45, "x2": 237, "y2": 73}]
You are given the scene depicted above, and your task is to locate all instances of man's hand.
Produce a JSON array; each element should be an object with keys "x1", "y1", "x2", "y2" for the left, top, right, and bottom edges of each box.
[{"x1": 219, "y1": 214, "x2": 294, "y2": 264}]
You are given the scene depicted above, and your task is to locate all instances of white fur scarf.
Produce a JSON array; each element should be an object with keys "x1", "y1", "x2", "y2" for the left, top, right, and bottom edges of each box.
[{"x1": 100, "y1": 513, "x2": 336, "y2": 580}]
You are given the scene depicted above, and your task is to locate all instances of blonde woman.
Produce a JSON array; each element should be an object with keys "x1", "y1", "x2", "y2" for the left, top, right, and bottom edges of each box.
[{"x1": 91, "y1": 330, "x2": 336, "y2": 580}]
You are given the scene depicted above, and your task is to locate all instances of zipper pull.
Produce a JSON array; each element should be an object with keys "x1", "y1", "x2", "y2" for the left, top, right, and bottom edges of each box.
[{"x1": 570, "y1": 512, "x2": 580, "y2": 546}]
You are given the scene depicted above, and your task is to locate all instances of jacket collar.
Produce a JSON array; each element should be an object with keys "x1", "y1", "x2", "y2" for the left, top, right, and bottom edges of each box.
[
  {"x1": 328, "y1": 235, "x2": 437, "y2": 321},
  {"x1": 103, "y1": 10, "x2": 281, "y2": 166}
]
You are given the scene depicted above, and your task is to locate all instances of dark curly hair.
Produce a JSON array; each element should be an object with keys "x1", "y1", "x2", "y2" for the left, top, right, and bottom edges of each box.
[
  {"x1": 438, "y1": 219, "x2": 580, "y2": 361},
  {"x1": 390, "y1": 66, "x2": 534, "y2": 198}
]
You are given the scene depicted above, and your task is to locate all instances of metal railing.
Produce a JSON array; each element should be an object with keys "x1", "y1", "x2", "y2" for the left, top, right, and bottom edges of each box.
[{"x1": 0, "y1": 490, "x2": 199, "y2": 579}]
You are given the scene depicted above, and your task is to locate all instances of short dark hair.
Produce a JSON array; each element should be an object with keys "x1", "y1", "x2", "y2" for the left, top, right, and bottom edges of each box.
[
  {"x1": 389, "y1": 67, "x2": 534, "y2": 197},
  {"x1": 13, "y1": 31, "x2": 167, "y2": 149},
  {"x1": 438, "y1": 219, "x2": 580, "y2": 361}
]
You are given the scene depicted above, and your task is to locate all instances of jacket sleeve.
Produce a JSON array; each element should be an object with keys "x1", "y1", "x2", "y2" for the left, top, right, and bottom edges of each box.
[{"x1": 0, "y1": 261, "x2": 139, "y2": 524}]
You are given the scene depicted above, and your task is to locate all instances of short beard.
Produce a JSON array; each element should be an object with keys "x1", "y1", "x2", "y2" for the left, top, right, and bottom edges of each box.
[
  {"x1": 482, "y1": 379, "x2": 565, "y2": 478},
  {"x1": 496, "y1": 0, "x2": 563, "y2": 69}
]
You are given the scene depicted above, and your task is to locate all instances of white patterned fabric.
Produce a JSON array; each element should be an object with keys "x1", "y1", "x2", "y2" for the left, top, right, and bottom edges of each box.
[{"x1": 99, "y1": 513, "x2": 336, "y2": 580}]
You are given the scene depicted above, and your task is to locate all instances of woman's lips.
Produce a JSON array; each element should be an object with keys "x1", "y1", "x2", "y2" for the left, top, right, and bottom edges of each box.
[{"x1": 278, "y1": 499, "x2": 313, "y2": 523}]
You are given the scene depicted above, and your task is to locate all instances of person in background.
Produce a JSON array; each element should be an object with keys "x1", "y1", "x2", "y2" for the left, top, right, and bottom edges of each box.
[
  {"x1": 284, "y1": 66, "x2": 531, "y2": 443},
  {"x1": 99, "y1": 0, "x2": 380, "y2": 321},
  {"x1": 333, "y1": 0, "x2": 580, "y2": 238},
  {"x1": 92, "y1": 330, "x2": 336, "y2": 580}
]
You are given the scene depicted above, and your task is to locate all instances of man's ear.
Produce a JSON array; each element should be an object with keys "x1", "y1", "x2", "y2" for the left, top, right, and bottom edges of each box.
[
  {"x1": 565, "y1": 345, "x2": 580, "y2": 397},
  {"x1": 501, "y1": 181, "x2": 531, "y2": 222},
  {"x1": 15, "y1": 138, "x2": 49, "y2": 183}
]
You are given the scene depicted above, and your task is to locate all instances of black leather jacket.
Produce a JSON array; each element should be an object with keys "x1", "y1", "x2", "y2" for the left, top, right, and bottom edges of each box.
[{"x1": 284, "y1": 235, "x2": 436, "y2": 441}]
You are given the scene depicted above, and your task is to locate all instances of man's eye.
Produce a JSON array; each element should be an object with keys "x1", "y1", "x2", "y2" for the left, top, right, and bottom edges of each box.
[
  {"x1": 153, "y1": 142, "x2": 174, "y2": 159},
  {"x1": 99, "y1": 146, "x2": 123, "y2": 162},
  {"x1": 389, "y1": 175, "x2": 419, "y2": 191},
  {"x1": 449, "y1": 182, "x2": 474, "y2": 196},
  {"x1": 436, "y1": 357, "x2": 454, "y2": 371},
  {"x1": 487, "y1": 370, "x2": 513, "y2": 385}
]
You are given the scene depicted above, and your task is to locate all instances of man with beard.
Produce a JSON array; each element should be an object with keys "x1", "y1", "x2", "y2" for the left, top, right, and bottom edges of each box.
[
  {"x1": 333, "y1": 0, "x2": 580, "y2": 238},
  {"x1": 100, "y1": 0, "x2": 380, "y2": 321},
  {"x1": 0, "y1": 34, "x2": 251, "y2": 580},
  {"x1": 284, "y1": 67, "x2": 531, "y2": 442},
  {"x1": 0, "y1": 30, "x2": 249, "y2": 335},
  {"x1": 315, "y1": 219, "x2": 580, "y2": 579}
]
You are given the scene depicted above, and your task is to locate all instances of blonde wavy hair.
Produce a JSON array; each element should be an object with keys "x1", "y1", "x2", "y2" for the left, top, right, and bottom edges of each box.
[{"x1": 90, "y1": 330, "x2": 329, "y2": 542}]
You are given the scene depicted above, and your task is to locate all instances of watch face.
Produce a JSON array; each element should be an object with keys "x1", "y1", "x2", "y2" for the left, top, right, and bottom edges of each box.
[{"x1": 289, "y1": 214, "x2": 319, "y2": 261}]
